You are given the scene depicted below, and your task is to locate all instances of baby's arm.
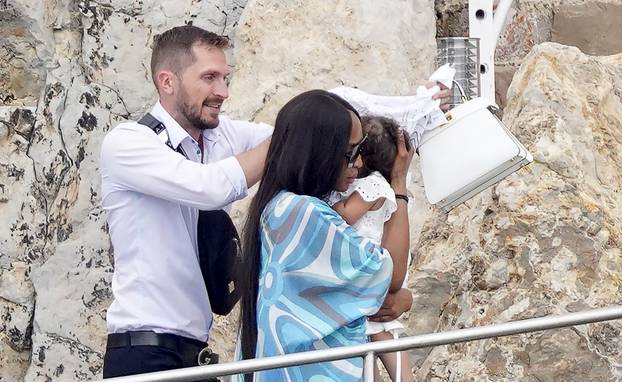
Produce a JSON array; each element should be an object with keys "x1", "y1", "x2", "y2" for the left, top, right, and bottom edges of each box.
[{"x1": 332, "y1": 191, "x2": 384, "y2": 225}]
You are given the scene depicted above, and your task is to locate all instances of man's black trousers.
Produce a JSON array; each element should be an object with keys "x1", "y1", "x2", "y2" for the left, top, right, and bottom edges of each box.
[{"x1": 102, "y1": 331, "x2": 219, "y2": 381}]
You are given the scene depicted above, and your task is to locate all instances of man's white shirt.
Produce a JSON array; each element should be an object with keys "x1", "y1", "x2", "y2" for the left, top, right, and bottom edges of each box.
[{"x1": 100, "y1": 102, "x2": 272, "y2": 341}]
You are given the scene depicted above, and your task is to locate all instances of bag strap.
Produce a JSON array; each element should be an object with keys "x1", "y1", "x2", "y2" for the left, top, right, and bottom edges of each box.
[
  {"x1": 138, "y1": 113, "x2": 166, "y2": 134},
  {"x1": 138, "y1": 113, "x2": 186, "y2": 157}
]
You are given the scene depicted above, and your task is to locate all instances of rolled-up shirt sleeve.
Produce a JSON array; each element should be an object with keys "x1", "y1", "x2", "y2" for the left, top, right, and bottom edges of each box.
[
  {"x1": 223, "y1": 116, "x2": 274, "y2": 152},
  {"x1": 100, "y1": 123, "x2": 248, "y2": 210}
]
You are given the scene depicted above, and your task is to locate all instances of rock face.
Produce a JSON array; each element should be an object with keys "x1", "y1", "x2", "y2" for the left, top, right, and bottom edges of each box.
[
  {"x1": 0, "y1": 1, "x2": 246, "y2": 380},
  {"x1": 1, "y1": 0, "x2": 436, "y2": 379},
  {"x1": 551, "y1": 2, "x2": 622, "y2": 56},
  {"x1": 224, "y1": 0, "x2": 437, "y2": 123},
  {"x1": 3, "y1": 0, "x2": 622, "y2": 381},
  {"x1": 409, "y1": 42, "x2": 622, "y2": 381}
]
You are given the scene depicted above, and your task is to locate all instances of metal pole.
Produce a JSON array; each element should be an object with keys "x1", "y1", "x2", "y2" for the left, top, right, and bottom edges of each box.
[
  {"x1": 469, "y1": 0, "x2": 514, "y2": 102},
  {"x1": 469, "y1": 0, "x2": 495, "y2": 101},
  {"x1": 363, "y1": 351, "x2": 375, "y2": 382},
  {"x1": 101, "y1": 305, "x2": 622, "y2": 382},
  {"x1": 492, "y1": 0, "x2": 514, "y2": 49}
]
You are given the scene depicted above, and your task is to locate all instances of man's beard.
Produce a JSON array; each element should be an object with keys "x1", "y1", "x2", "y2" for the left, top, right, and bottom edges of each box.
[{"x1": 178, "y1": 89, "x2": 221, "y2": 130}]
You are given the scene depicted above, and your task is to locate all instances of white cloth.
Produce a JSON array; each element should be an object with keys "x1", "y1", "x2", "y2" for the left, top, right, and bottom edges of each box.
[
  {"x1": 337, "y1": 172, "x2": 397, "y2": 245},
  {"x1": 330, "y1": 85, "x2": 446, "y2": 149},
  {"x1": 330, "y1": 64, "x2": 455, "y2": 149},
  {"x1": 428, "y1": 63, "x2": 457, "y2": 89},
  {"x1": 100, "y1": 101, "x2": 273, "y2": 341}
]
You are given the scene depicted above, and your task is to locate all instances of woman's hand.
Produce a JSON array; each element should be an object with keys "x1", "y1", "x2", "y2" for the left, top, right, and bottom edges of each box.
[
  {"x1": 390, "y1": 130, "x2": 414, "y2": 195},
  {"x1": 369, "y1": 288, "x2": 413, "y2": 322}
]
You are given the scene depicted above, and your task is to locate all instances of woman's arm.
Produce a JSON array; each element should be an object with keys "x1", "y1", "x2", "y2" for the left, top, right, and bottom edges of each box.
[
  {"x1": 381, "y1": 131, "x2": 413, "y2": 292},
  {"x1": 332, "y1": 191, "x2": 382, "y2": 225}
]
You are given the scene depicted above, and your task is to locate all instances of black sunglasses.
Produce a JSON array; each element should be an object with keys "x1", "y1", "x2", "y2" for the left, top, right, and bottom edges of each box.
[{"x1": 344, "y1": 134, "x2": 368, "y2": 168}]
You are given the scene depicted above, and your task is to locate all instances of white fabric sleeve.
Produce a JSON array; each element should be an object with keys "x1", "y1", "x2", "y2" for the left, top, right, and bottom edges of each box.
[
  {"x1": 100, "y1": 123, "x2": 248, "y2": 210},
  {"x1": 347, "y1": 173, "x2": 397, "y2": 222},
  {"x1": 224, "y1": 116, "x2": 274, "y2": 151}
]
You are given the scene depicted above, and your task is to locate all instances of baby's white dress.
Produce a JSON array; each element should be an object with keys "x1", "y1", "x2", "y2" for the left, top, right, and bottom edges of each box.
[{"x1": 337, "y1": 171, "x2": 409, "y2": 336}]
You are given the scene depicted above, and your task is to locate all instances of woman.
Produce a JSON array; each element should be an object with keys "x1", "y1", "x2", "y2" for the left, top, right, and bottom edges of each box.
[{"x1": 238, "y1": 90, "x2": 412, "y2": 381}]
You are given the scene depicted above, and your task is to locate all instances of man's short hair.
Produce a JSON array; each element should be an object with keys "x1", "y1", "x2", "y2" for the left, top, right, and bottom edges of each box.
[{"x1": 150, "y1": 25, "x2": 229, "y2": 89}]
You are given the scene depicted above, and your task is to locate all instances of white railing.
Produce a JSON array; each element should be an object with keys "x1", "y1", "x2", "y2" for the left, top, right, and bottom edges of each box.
[{"x1": 101, "y1": 305, "x2": 622, "y2": 382}]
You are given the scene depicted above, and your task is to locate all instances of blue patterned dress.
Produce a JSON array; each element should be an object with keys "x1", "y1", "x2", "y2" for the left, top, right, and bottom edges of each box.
[{"x1": 251, "y1": 191, "x2": 393, "y2": 381}]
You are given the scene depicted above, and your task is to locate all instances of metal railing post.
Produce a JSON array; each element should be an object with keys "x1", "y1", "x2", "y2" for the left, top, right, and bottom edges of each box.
[{"x1": 363, "y1": 351, "x2": 375, "y2": 382}]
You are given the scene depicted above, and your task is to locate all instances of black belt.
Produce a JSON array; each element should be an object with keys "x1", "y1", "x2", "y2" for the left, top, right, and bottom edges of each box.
[{"x1": 107, "y1": 331, "x2": 219, "y2": 365}]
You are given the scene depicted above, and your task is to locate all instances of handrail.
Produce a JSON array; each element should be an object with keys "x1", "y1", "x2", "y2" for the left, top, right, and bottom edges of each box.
[{"x1": 101, "y1": 305, "x2": 622, "y2": 382}]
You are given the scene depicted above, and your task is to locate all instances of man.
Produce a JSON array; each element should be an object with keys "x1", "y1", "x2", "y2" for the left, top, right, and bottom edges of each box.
[
  {"x1": 100, "y1": 26, "x2": 272, "y2": 379},
  {"x1": 100, "y1": 25, "x2": 449, "y2": 379}
]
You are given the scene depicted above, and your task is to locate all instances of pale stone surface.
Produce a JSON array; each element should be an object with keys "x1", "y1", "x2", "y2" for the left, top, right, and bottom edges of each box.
[
  {"x1": 552, "y1": 2, "x2": 622, "y2": 56},
  {"x1": 1, "y1": 1, "x2": 247, "y2": 380},
  {"x1": 411, "y1": 42, "x2": 622, "y2": 381},
  {"x1": 4, "y1": 0, "x2": 622, "y2": 381},
  {"x1": 224, "y1": 0, "x2": 437, "y2": 123}
]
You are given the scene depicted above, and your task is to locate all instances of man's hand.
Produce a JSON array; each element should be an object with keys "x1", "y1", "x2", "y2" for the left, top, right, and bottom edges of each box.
[
  {"x1": 416, "y1": 80, "x2": 452, "y2": 111},
  {"x1": 369, "y1": 288, "x2": 413, "y2": 322},
  {"x1": 236, "y1": 137, "x2": 271, "y2": 188}
]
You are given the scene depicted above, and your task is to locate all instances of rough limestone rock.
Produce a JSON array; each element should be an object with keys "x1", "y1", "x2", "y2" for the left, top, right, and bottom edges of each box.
[
  {"x1": 2, "y1": 0, "x2": 438, "y2": 378},
  {"x1": 1, "y1": 1, "x2": 246, "y2": 380},
  {"x1": 409, "y1": 42, "x2": 622, "y2": 381},
  {"x1": 224, "y1": 0, "x2": 437, "y2": 124},
  {"x1": 436, "y1": 0, "x2": 622, "y2": 63},
  {"x1": 552, "y1": 2, "x2": 622, "y2": 56}
]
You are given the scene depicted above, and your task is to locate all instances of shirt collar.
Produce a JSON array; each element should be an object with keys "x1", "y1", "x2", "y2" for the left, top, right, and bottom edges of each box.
[
  {"x1": 150, "y1": 101, "x2": 222, "y2": 147},
  {"x1": 202, "y1": 127, "x2": 222, "y2": 143},
  {"x1": 150, "y1": 101, "x2": 194, "y2": 149}
]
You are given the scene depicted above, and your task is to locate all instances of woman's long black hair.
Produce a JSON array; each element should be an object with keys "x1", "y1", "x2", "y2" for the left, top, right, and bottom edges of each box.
[{"x1": 238, "y1": 90, "x2": 360, "y2": 380}]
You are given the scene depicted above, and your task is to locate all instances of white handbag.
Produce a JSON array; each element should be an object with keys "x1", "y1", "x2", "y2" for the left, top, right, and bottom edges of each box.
[{"x1": 418, "y1": 97, "x2": 533, "y2": 212}]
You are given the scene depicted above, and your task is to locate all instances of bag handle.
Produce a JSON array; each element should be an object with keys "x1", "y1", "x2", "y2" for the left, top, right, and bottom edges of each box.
[{"x1": 452, "y1": 80, "x2": 468, "y2": 103}]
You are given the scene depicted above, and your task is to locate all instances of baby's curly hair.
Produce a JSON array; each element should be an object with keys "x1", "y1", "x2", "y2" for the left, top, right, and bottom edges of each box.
[{"x1": 360, "y1": 116, "x2": 411, "y2": 183}]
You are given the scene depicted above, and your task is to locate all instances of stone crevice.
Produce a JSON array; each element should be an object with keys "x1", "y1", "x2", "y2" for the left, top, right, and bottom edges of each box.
[
  {"x1": 574, "y1": 324, "x2": 622, "y2": 374},
  {"x1": 92, "y1": 82, "x2": 131, "y2": 119}
]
